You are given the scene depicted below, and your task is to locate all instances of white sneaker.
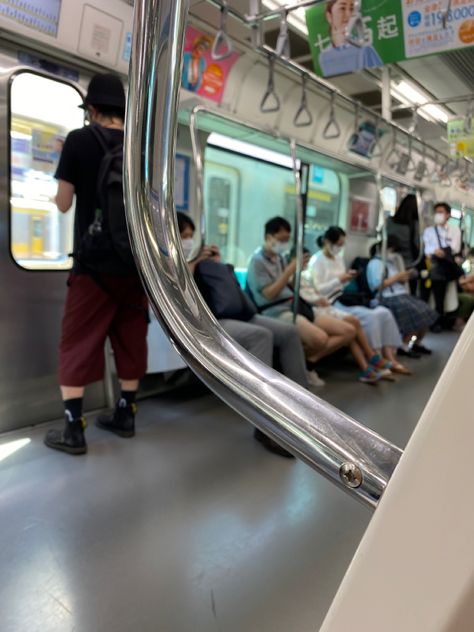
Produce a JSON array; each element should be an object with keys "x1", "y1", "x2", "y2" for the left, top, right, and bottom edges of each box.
[{"x1": 307, "y1": 370, "x2": 325, "y2": 387}]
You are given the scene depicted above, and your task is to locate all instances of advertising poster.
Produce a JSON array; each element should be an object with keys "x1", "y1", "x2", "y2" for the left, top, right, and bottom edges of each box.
[
  {"x1": 306, "y1": 0, "x2": 404, "y2": 77},
  {"x1": 0, "y1": 0, "x2": 62, "y2": 37},
  {"x1": 181, "y1": 26, "x2": 240, "y2": 104},
  {"x1": 31, "y1": 128, "x2": 64, "y2": 172},
  {"x1": 306, "y1": 0, "x2": 474, "y2": 77},
  {"x1": 447, "y1": 118, "x2": 474, "y2": 158},
  {"x1": 350, "y1": 197, "x2": 371, "y2": 233},
  {"x1": 402, "y1": 0, "x2": 474, "y2": 59}
]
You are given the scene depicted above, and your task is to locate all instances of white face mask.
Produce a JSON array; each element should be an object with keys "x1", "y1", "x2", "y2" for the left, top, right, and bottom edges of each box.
[
  {"x1": 330, "y1": 244, "x2": 343, "y2": 256},
  {"x1": 181, "y1": 238, "x2": 194, "y2": 259},
  {"x1": 434, "y1": 213, "x2": 446, "y2": 226},
  {"x1": 271, "y1": 240, "x2": 289, "y2": 255}
]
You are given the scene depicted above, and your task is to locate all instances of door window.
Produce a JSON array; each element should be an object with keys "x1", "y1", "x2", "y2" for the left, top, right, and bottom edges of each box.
[{"x1": 10, "y1": 72, "x2": 84, "y2": 270}]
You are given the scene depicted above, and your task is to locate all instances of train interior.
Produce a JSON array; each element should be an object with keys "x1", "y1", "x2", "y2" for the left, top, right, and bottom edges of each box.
[{"x1": 1, "y1": 0, "x2": 474, "y2": 630}]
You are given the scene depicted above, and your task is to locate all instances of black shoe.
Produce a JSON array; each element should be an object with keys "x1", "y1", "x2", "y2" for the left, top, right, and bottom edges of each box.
[
  {"x1": 411, "y1": 343, "x2": 432, "y2": 355},
  {"x1": 253, "y1": 428, "x2": 295, "y2": 459},
  {"x1": 44, "y1": 417, "x2": 87, "y2": 455},
  {"x1": 398, "y1": 348, "x2": 421, "y2": 359},
  {"x1": 430, "y1": 323, "x2": 443, "y2": 334},
  {"x1": 96, "y1": 402, "x2": 136, "y2": 438}
]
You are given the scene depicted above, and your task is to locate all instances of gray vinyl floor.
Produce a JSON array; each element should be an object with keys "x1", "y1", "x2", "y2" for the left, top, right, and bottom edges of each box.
[{"x1": 0, "y1": 332, "x2": 458, "y2": 632}]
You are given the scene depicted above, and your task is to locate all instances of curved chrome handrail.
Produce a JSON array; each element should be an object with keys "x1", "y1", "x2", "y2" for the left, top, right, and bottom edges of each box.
[{"x1": 124, "y1": 0, "x2": 402, "y2": 509}]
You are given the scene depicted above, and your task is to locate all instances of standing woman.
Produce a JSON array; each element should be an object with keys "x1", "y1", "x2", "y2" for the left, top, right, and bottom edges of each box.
[
  {"x1": 386, "y1": 194, "x2": 420, "y2": 295},
  {"x1": 308, "y1": 227, "x2": 411, "y2": 375}
]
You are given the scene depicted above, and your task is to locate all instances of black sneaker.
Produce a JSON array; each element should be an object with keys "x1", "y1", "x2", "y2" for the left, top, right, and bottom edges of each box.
[
  {"x1": 411, "y1": 343, "x2": 432, "y2": 355},
  {"x1": 96, "y1": 401, "x2": 136, "y2": 438},
  {"x1": 253, "y1": 428, "x2": 295, "y2": 459},
  {"x1": 44, "y1": 417, "x2": 87, "y2": 455},
  {"x1": 398, "y1": 347, "x2": 421, "y2": 359}
]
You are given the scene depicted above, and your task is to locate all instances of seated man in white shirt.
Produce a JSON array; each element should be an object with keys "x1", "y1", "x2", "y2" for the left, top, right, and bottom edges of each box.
[{"x1": 423, "y1": 202, "x2": 462, "y2": 329}]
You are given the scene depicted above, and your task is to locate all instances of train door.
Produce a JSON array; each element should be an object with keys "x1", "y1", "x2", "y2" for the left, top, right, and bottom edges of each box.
[
  {"x1": 204, "y1": 162, "x2": 240, "y2": 265},
  {"x1": 0, "y1": 68, "x2": 105, "y2": 432}
]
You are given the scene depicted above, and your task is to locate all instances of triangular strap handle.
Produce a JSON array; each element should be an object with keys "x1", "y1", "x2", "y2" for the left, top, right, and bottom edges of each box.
[{"x1": 211, "y1": 3, "x2": 233, "y2": 61}]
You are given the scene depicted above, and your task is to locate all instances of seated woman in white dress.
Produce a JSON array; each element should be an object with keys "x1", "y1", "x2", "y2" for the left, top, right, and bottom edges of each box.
[
  {"x1": 290, "y1": 247, "x2": 393, "y2": 382},
  {"x1": 308, "y1": 227, "x2": 411, "y2": 375}
]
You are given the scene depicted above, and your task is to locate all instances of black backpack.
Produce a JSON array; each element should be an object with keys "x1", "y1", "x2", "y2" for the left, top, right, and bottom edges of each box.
[
  {"x1": 77, "y1": 125, "x2": 136, "y2": 275},
  {"x1": 338, "y1": 257, "x2": 375, "y2": 308},
  {"x1": 194, "y1": 260, "x2": 257, "y2": 321}
]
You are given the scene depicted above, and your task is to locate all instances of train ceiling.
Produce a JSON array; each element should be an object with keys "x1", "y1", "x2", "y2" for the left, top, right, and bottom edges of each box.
[{"x1": 187, "y1": 0, "x2": 474, "y2": 153}]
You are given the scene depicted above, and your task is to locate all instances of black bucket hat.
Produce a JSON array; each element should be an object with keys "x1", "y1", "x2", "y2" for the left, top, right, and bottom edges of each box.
[{"x1": 81, "y1": 73, "x2": 126, "y2": 110}]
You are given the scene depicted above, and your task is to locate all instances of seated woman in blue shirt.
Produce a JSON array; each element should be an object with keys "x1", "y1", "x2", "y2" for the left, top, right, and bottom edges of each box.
[{"x1": 367, "y1": 236, "x2": 437, "y2": 353}]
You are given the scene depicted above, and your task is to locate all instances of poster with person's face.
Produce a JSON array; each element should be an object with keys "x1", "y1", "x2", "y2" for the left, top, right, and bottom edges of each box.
[
  {"x1": 350, "y1": 197, "x2": 374, "y2": 234},
  {"x1": 181, "y1": 26, "x2": 240, "y2": 104},
  {"x1": 306, "y1": 0, "x2": 474, "y2": 78}
]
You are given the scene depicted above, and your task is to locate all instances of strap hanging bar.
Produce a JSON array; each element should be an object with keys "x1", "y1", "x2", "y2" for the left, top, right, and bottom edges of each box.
[
  {"x1": 442, "y1": 0, "x2": 453, "y2": 28},
  {"x1": 414, "y1": 143, "x2": 428, "y2": 182},
  {"x1": 293, "y1": 73, "x2": 313, "y2": 127},
  {"x1": 275, "y1": 11, "x2": 291, "y2": 58},
  {"x1": 126, "y1": 0, "x2": 402, "y2": 509},
  {"x1": 204, "y1": 1, "x2": 456, "y2": 169},
  {"x1": 245, "y1": 0, "x2": 327, "y2": 23},
  {"x1": 260, "y1": 55, "x2": 280, "y2": 113},
  {"x1": 323, "y1": 93, "x2": 341, "y2": 139},
  {"x1": 345, "y1": 0, "x2": 365, "y2": 47},
  {"x1": 386, "y1": 128, "x2": 401, "y2": 169},
  {"x1": 370, "y1": 116, "x2": 383, "y2": 159},
  {"x1": 464, "y1": 100, "x2": 474, "y2": 134},
  {"x1": 408, "y1": 106, "x2": 419, "y2": 135},
  {"x1": 211, "y1": 0, "x2": 234, "y2": 60}
]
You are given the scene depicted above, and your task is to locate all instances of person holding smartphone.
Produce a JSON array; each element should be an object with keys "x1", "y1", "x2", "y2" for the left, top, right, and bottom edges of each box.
[
  {"x1": 367, "y1": 236, "x2": 437, "y2": 353},
  {"x1": 308, "y1": 227, "x2": 410, "y2": 374}
]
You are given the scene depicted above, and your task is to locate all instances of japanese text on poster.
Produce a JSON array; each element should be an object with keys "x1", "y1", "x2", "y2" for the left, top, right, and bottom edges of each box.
[
  {"x1": 402, "y1": 0, "x2": 474, "y2": 58},
  {"x1": 0, "y1": 0, "x2": 62, "y2": 37},
  {"x1": 306, "y1": 0, "x2": 474, "y2": 77},
  {"x1": 181, "y1": 26, "x2": 240, "y2": 104}
]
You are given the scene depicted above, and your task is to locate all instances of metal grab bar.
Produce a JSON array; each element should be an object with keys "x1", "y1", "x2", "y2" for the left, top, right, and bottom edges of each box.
[
  {"x1": 290, "y1": 139, "x2": 304, "y2": 324},
  {"x1": 411, "y1": 189, "x2": 426, "y2": 270},
  {"x1": 211, "y1": 0, "x2": 234, "y2": 61},
  {"x1": 125, "y1": 0, "x2": 403, "y2": 508}
]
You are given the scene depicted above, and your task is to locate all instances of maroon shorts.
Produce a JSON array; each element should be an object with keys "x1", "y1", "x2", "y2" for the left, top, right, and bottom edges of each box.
[{"x1": 59, "y1": 273, "x2": 148, "y2": 386}]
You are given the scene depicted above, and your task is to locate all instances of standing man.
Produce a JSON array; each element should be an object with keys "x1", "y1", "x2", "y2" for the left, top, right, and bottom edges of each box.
[
  {"x1": 423, "y1": 202, "x2": 462, "y2": 329},
  {"x1": 44, "y1": 74, "x2": 148, "y2": 455}
]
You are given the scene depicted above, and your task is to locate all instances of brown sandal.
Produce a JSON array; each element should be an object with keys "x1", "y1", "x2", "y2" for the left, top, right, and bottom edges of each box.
[{"x1": 391, "y1": 363, "x2": 413, "y2": 376}]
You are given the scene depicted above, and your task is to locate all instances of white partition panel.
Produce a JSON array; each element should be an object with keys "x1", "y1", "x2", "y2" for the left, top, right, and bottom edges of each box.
[{"x1": 321, "y1": 317, "x2": 474, "y2": 632}]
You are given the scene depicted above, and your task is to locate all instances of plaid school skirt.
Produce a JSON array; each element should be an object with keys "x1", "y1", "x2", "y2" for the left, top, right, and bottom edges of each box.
[{"x1": 381, "y1": 294, "x2": 437, "y2": 336}]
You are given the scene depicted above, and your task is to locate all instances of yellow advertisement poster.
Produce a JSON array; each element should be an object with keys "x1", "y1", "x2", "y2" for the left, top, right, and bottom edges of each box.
[{"x1": 447, "y1": 118, "x2": 474, "y2": 158}]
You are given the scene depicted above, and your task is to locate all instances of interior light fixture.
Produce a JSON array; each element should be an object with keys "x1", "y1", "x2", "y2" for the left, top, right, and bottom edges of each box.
[
  {"x1": 261, "y1": 0, "x2": 309, "y2": 36},
  {"x1": 391, "y1": 80, "x2": 450, "y2": 124},
  {"x1": 207, "y1": 132, "x2": 299, "y2": 169}
]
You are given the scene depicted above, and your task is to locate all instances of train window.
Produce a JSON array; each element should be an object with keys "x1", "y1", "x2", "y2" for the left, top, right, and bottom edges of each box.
[
  {"x1": 304, "y1": 165, "x2": 341, "y2": 252},
  {"x1": 10, "y1": 72, "x2": 84, "y2": 270},
  {"x1": 205, "y1": 146, "x2": 297, "y2": 268}
]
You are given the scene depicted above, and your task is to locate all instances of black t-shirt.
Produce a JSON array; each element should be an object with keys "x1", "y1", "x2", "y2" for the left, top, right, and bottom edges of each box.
[{"x1": 55, "y1": 124, "x2": 124, "y2": 272}]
